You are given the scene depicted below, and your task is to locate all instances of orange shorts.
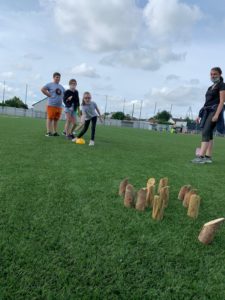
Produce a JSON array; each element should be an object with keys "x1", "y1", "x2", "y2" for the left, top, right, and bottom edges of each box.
[{"x1": 47, "y1": 106, "x2": 62, "y2": 120}]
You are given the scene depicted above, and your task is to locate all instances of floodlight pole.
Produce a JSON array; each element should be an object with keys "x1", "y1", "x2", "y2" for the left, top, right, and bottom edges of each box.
[
  {"x1": 132, "y1": 103, "x2": 135, "y2": 118},
  {"x1": 139, "y1": 100, "x2": 143, "y2": 128},
  {"x1": 25, "y1": 84, "x2": 28, "y2": 105},
  {"x1": 154, "y1": 102, "x2": 157, "y2": 115},
  {"x1": 139, "y1": 100, "x2": 143, "y2": 120},
  {"x1": 123, "y1": 98, "x2": 126, "y2": 114},
  {"x1": 104, "y1": 95, "x2": 108, "y2": 124}
]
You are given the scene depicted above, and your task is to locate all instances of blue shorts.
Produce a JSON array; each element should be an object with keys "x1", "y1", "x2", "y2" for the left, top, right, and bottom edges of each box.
[{"x1": 65, "y1": 107, "x2": 76, "y2": 117}]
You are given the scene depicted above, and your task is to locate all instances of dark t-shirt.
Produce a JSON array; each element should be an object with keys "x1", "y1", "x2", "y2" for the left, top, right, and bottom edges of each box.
[
  {"x1": 205, "y1": 80, "x2": 225, "y2": 107},
  {"x1": 63, "y1": 89, "x2": 80, "y2": 110}
]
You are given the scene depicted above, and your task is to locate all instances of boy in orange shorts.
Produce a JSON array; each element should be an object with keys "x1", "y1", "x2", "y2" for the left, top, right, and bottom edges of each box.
[{"x1": 41, "y1": 72, "x2": 65, "y2": 136}]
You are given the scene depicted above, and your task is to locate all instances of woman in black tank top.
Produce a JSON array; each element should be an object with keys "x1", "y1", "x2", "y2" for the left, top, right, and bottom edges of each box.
[{"x1": 191, "y1": 67, "x2": 225, "y2": 164}]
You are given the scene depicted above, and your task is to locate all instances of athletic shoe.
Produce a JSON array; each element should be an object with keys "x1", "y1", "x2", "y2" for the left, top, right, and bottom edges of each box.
[
  {"x1": 89, "y1": 140, "x2": 95, "y2": 146},
  {"x1": 62, "y1": 131, "x2": 66, "y2": 136},
  {"x1": 45, "y1": 132, "x2": 53, "y2": 137},
  {"x1": 53, "y1": 132, "x2": 60, "y2": 137},
  {"x1": 191, "y1": 157, "x2": 206, "y2": 164},
  {"x1": 67, "y1": 134, "x2": 75, "y2": 140},
  {"x1": 72, "y1": 137, "x2": 77, "y2": 143},
  {"x1": 204, "y1": 156, "x2": 213, "y2": 163}
]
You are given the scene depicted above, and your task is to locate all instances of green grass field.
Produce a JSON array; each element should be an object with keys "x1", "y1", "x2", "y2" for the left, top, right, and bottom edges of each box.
[{"x1": 0, "y1": 115, "x2": 225, "y2": 300}]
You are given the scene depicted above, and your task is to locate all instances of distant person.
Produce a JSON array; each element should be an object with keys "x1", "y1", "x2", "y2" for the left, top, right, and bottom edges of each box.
[
  {"x1": 41, "y1": 72, "x2": 65, "y2": 137},
  {"x1": 191, "y1": 67, "x2": 225, "y2": 164},
  {"x1": 63, "y1": 79, "x2": 80, "y2": 139},
  {"x1": 72, "y1": 92, "x2": 103, "y2": 146}
]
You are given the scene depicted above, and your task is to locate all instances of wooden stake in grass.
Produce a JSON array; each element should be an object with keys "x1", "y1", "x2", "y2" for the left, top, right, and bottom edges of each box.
[
  {"x1": 160, "y1": 186, "x2": 169, "y2": 208},
  {"x1": 136, "y1": 188, "x2": 147, "y2": 211},
  {"x1": 198, "y1": 218, "x2": 225, "y2": 245},
  {"x1": 152, "y1": 195, "x2": 164, "y2": 221},
  {"x1": 146, "y1": 185, "x2": 155, "y2": 207},
  {"x1": 158, "y1": 177, "x2": 168, "y2": 194},
  {"x1": 178, "y1": 185, "x2": 191, "y2": 201},
  {"x1": 183, "y1": 189, "x2": 197, "y2": 208},
  {"x1": 187, "y1": 195, "x2": 201, "y2": 219},
  {"x1": 147, "y1": 178, "x2": 156, "y2": 188},
  {"x1": 124, "y1": 184, "x2": 135, "y2": 208},
  {"x1": 119, "y1": 178, "x2": 128, "y2": 196}
]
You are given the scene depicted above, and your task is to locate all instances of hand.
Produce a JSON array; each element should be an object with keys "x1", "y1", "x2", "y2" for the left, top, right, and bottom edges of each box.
[
  {"x1": 212, "y1": 114, "x2": 218, "y2": 122},
  {"x1": 99, "y1": 116, "x2": 103, "y2": 123},
  {"x1": 67, "y1": 96, "x2": 73, "y2": 102},
  {"x1": 196, "y1": 117, "x2": 200, "y2": 124}
]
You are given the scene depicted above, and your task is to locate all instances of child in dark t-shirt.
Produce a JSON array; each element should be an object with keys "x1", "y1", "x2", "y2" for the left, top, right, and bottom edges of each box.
[{"x1": 63, "y1": 79, "x2": 80, "y2": 139}]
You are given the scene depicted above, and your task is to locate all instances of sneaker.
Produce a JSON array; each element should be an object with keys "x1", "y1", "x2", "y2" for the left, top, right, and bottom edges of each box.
[
  {"x1": 204, "y1": 156, "x2": 213, "y2": 163},
  {"x1": 62, "y1": 131, "x2": 66, "y2": 136},
  {"x1": 191, "y1": 156, "x2": 206, "y2": 164},
  {"x1": 53, "y1": 132, "x2": 60, "y2": 137},
  {"x1": 45, "y1": 132, "x2": 53, "y2": 137},
  {"x1": 67, "y1": 134, "x2": 75, "y2": 140},
  {"x1": 72, "y1": 137, "x2": 77, "y2": 143},
  {"x1": 89, "y1": 140, "x2": 95, "y2": 146}
]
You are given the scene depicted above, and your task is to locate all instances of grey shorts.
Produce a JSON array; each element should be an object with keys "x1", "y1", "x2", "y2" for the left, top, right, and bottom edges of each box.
[{"x1": 65, "y1": 107, "x2": 76, "y2": 117}]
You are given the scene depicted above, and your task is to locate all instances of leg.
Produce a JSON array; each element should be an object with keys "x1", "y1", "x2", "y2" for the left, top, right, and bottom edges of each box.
[
  {"x1": 65, "y1": 113, "x2": 71, "y2": 136},
  {"x1": 206, "y1": 140, "x2": 214, "y2": 157},
  {"x1": 47, "y1": 118, "x2": 53, "y2": 133},
  {"x1": 70, "y1": 115, "x2": 77, "y2": 134},
  {"x1": 52, "y1": 107, "x2": 62, "y2": 134},
  {"x1": 199, "y1": 112, "x2": 216, "y2": 156},
  {"x1": 46, "y1": 106, "x2": 53, "y2": 133},
  {"x1": 53, "y1": 120, "x2": 58, "y2": 134},
  {"x1": 77, "y1": 119, "x2": 90, "y2": 138},
  {"x1": 90, "y1": 116, "x2": 97, "y2": 141}
]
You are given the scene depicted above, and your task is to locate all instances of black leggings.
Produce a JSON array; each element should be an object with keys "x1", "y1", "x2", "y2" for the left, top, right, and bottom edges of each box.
[
  {"x1": 202, "y1": 112, "x2": 217, "y2": 142},
  {"x1": 77, "y1": 116, "x2": 97, "y2": 141}
]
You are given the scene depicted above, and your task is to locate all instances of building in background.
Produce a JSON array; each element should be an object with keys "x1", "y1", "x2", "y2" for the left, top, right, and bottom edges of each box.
[{"x1": 32, "y1": 97, "x2": 48, "y2": 112}]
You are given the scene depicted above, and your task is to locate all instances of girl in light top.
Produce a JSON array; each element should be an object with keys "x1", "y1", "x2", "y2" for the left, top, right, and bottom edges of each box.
[{"x1": 72, "y1": 92, "x2": 103, "y2": 146}]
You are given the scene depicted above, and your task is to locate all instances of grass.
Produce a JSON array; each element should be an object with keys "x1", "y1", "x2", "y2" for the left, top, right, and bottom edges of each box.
[{"x1": 0, "y1": 115, "x2": 225, "y2": 300}]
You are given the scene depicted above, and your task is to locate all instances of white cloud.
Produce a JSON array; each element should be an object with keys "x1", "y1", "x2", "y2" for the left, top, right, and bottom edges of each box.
[
  {"x1": 144, "y1": 0, "x2": 202, "y2": 42},
  {"x1": 92, "y1": 83, "x2": 114, "y2": 92},
  {"x1": 23, "y1": 53, "x2": 43, "y2": 60},
  {"x1": 100, "y1": 47, "x2": 185, "y2": 71},
  {"x1": 0, "y1": 82, "x2": 13, "y2": 93},
  {"x1": 145, "y1": 84, "x2": 205, "y2": 110},
  {"x1": 46, "y1": 0, "x2": 141, "y2": 52},
  {"x1": 189, "y1": 78, "x2": 200, "y2": 85},
  {"x1": 0, "y1": 71, "x2": 14, "y2": 79},
  {"x1": 71, "y1": 63, "x2": 100, "y2": 78},
  {"x1": 14, "y1": 63, "x2": 32, "y2": 71},
  {"x1": 166, "y1": 74, "x2": 180, "y2": 81}
]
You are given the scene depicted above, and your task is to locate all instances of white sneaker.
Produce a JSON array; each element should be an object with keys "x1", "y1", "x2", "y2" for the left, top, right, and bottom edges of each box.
[
  {"x1": 72, "y1": 137, "x2": 77, "y2": 142},
  {"x1": 89, "y1": 140, "x2": 95, "y2": 146}
]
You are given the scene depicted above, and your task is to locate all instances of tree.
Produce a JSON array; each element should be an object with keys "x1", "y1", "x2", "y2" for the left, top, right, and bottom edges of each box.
[
  {"x1": 155, "y1": 110, "x2": 171, "y2": 122},
  {"x1": 4, "y1": 97, "x2": 28, "y2": 109},
  {"x1": 111, "y1": 111, "x2": 125, "y2": 120}
]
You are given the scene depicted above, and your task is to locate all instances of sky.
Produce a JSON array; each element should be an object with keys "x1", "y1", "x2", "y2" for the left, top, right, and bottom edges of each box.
[{"x1": 0, "y1": 0, "x2": 225, "y2": 119}]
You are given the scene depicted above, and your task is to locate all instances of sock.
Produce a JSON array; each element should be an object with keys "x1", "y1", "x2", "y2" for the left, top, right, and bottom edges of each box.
[{"x1": 205, "y1": 155, "x2": 211, "y2": 159}]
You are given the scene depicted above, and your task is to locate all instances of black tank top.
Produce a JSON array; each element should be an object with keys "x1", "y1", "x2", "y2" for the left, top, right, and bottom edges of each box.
[{"x1": 205, "y1": 80, "x2": 225, "y2": 107}]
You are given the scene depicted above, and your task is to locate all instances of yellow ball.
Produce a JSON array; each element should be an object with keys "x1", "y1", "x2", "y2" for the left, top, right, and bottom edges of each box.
[{"x1": 76, "y1": 138, "x2": 85, "y2": 145}]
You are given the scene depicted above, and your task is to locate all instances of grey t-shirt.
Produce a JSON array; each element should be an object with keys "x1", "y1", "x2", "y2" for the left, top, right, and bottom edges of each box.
[
  {"x1": 82, "y1": 102, "x2": 98, "y2": 120},
  {"x1": 43, "y1": 82, "x2": 65, "y2": 107}
]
